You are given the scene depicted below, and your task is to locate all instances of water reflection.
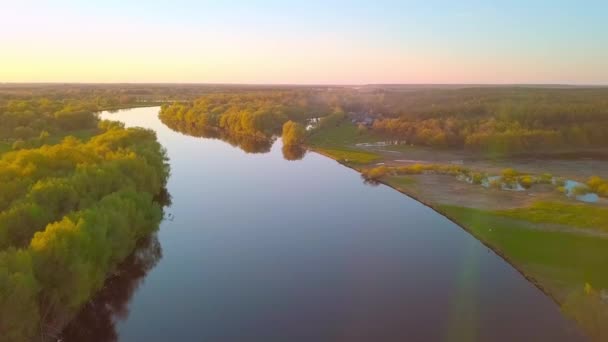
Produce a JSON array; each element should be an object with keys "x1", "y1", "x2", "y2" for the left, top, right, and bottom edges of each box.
[
  {"x1": 161, "y1": 119, "x2": 274, "y2": 154},
  {"x1": 160, "y1": 115, "x2": 314, "y2": 160},
  {"x1": 60, "y1": 234, "x2": 163, "y2": 342},
  {"x1": 281, "y1": 144, "x2": 307, "y2": 161}
]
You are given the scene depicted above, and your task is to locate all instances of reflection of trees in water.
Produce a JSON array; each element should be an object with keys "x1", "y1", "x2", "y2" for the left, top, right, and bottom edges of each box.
[
  {"x1": 282, "y1": 144, "x2": 307, "y2": 161},
  {"x1": 154, "y1": 187, "x2": 173, "y2": 208},
  {"x1": 59, "y1": 233, "x2": 163, "y2": 342},
  {"x1": 361, "y1": 175, "x2": 382, "y2": 187},
  {"x1": 162, "y1": 120, "x2": 273, "y2": 154}
]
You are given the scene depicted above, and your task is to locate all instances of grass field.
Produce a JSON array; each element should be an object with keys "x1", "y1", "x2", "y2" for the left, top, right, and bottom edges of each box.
[
  {"x1": 309, "y1": 122, "x2": 382, "y2": 165},
  {"x1": 385, "y1": 175, "x2": 417, "y2": 188},
  {"x1": 314, "y1": 147, "x2": 380, "y2": 165},
  {"x1": 495, "y1": 201, "x2": 608, "y2": 232},
  {"x1": 309, "y1": 122, "x2": 380, "y2": 147},
  {"x1": 440, "y1": 205, "x2": 608, "y2": 294}
]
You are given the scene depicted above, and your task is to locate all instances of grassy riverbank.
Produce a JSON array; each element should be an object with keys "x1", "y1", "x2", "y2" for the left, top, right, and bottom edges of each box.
[
  {"x1": 308, "y1": 121, "x2": 382, "y2": 165},
  {"x1": 309, "y1": 121, "x2": 608, "y2": 341}
]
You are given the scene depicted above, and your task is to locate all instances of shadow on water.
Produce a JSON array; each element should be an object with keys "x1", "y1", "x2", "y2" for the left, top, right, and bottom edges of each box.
[
  {"x1": 162, "y1": 119, "x2": 274, "y2": 154},
  {"x1": 59, "y1": 187, "x2": 171, "y2": 342},
  {"x1": 60, "y1": 234, "x2": 163, "y2": 342}
]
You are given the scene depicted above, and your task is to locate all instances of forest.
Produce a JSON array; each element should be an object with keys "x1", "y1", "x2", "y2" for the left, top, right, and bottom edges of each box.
[
  {"x1": 157, "y1": 87, "x2": 608, "y2": 155},
  {"x1": 0, "y1": 97, "x2": 169, "y2": 341},
  {"x1": 358, "y1": 88, "x2": 608, "y2": 154},
  {"x1": 158, "y1": 91, "x2": 334, "y2": 140}
]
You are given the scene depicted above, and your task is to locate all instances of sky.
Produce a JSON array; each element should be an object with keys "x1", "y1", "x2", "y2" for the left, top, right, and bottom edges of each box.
[{"x1": 1, "y1": 0, "x2": 607, "y2": 84}]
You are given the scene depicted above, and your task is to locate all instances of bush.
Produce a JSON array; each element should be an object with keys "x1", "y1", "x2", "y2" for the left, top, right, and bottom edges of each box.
[
  {"x1": 362, "y1": 166, "x2": 389, "y2": 180},
  {"x1": 501, "y1": 168, "x2": 519, "y2": 182},
  {"x1": 471, "y1": 172, "x2": 485, "y2": 185},
  {"x1": 518, "y1": 175, "x2": 535, "y2": 189},
  {"x1": 587, "y1": 176, "x2": 608, "y2": 198}
]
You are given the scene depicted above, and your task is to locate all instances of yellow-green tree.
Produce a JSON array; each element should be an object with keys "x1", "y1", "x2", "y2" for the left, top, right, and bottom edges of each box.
[{"x1": 282, "y1": 120, "x2": 306, "y2": 147}]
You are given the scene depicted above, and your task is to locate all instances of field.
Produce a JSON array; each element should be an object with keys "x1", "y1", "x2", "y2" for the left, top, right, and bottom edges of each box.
[
  {"x1": 308, "y1": 123, "x2": 382, "y2": 164},
  {"x1": 441, "y1": 205, "x2": 608, "y2": 293},
  {"x1": 495, "y1": 201, "x2": 608, "y2": 232},
  {"x1": 308, "y1": 122, "x2": 381, "y2": 147},
  {"x1": 313, "y1": 147, "x2": 380, "y2": 165}
]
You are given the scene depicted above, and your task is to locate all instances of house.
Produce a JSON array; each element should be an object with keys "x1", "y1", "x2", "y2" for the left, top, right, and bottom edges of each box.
[{"x1": 349, "y1": 112, "x2": 376, "y2": 127}]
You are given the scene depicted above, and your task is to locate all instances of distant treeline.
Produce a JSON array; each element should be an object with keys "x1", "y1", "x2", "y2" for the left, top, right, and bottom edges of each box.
[
  {"x1": 0, "y1": 98, "x2": 99, "y2": 141},
  {"x1": 0, "y1": 100, "x2": 169, "y2": 341},
  {"x1": 159, "y1": 92, "x2": 333, "y2": 140},
  {"x1": 158, "y1": 87, "x2": 608, "y2": 154},
  {"x1": 357, "y1": 88, "x2": 608, "y2": 153}
]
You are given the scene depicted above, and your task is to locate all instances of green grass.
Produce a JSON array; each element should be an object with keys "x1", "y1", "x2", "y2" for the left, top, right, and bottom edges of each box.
[
  {"x1": 314, "y1": 147, "x2": 380, "y2": 165},
  {"x1": 495, "y1": 201, "x2": 608, "y2": 232},
  {"x1": 385, "y1": 175, "x2": 417, "y2": 188},
  {"x1": 309, "y1": 122, "x2": 382, "y2": 165},
  {"x1": 440, "y1": 205, "x2": 608, "y2": 293},
  {"x1": 381, "y1": 144, "x2": 424, "y2": 153},
  {"x1": 309, "y1": 122, "x2": 380, "y2": 147}
]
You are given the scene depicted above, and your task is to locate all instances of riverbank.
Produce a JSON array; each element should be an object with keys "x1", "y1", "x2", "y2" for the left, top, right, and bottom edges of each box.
[{"x1": 309, "y1": 122, "x2": 608, "y2": 341}]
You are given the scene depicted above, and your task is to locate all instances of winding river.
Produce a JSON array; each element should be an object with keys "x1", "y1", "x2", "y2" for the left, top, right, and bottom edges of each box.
[{"x1": 61, "y1": 107, "x2": 583, "y2": 341}]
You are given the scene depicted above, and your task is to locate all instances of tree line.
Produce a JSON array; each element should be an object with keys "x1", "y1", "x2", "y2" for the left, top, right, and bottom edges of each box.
[
  {"x1": 360, "y1": 88, "x2": 608, "y2": 154},
  {"x1": 159, "y1": 87, "x2": 608, "y2": 155},
  {"x1": 0, "y1": 100, "x2": 169, "y2": 341},
  {"x1": 159, "y1": 91, "x2": 331, "y2": 140},
  {"x1": 0, "y1": 98, "x2": 99, "y2": 144}
]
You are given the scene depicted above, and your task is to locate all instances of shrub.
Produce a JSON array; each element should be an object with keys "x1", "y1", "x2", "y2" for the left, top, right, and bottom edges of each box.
[
  {"x1": 362, "y1": 166, "x2": 389, "y2": 180},
  {"x1": 587, "y1": 176, "x2": 608, "y2": 198},
  {"x1": 518, "y1": 175, "x2": 535, "y2": 189}
]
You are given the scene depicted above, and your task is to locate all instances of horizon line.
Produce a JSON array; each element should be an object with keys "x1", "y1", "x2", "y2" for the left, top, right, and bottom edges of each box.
[{"x1": 2, "y1": 82, "x2": 608, "y2": 87}]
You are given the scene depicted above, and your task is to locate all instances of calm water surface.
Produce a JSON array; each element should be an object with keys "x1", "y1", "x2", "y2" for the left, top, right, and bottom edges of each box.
[{"x1": 62, "y1": 107, "x2": 583, "y2": 341}]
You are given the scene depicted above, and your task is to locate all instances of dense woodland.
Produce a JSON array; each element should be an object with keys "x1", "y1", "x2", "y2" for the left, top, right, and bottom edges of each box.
[
  {"x1": 159, "y1": 92, "x2": 333, "y2": 140},
  {"x1": 0, "y1": 90, "x2": 142, "y2": 152},
  {"x1": 359, "y1": 88, "x2": 608, "y2": 154},
  {"x1": 158, "y1": 87, "x2": 608, "y2": 155},
  {"x1": 0, "y1": 97, "x2": 169, "y2": 341}
]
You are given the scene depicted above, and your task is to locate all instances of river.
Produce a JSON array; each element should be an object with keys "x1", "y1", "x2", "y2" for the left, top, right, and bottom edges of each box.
[{"x1": 61, "y1": 106, "x2": 583, "y2": 341}]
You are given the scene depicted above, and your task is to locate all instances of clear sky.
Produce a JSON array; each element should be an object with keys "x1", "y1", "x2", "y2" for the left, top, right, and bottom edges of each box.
[{"x1": 1, "y1": 0, "x2": 607, "y2": 84}]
